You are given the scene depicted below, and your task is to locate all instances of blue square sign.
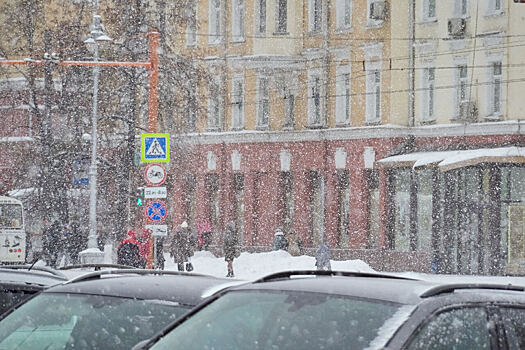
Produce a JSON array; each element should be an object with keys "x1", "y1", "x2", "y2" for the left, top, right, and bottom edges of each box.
[{"x1": 141, "y1": 133, "x2": 170, "y2": 163}]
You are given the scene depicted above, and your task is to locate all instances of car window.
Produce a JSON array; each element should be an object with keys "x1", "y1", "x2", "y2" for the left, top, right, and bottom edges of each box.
[
  {"x1": 406, "y1": 307, "x2": 491, "y2": 350},
  {"x1": 0, "y1": 289, "x2": 37, "y2": 315},
  {"x1": 499, "y1": 307, "x2": 525, "y2": 350},
  {"x1": 0, "y1": 292, "x2": 187, "y2": 350},
  {"x1": 150, "y1": 290, "x2": 403, "y2": 350}
]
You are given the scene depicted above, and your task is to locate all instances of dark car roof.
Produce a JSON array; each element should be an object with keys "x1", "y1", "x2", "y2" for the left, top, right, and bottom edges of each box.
[
  {"x1": 227, "y1": 271, "x2": 525, "y2": 305},
  {"x1": 233, "y1": 275, "x2": 438, "y2": 305},
  {"x1": 46, "y1": 272, "x2": 234, "y2": 306}
]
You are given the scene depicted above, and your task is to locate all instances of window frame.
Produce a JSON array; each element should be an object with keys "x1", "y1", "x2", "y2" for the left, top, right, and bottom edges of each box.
[
  {"x1": 421, "y1": 0, "x2": 437, "y2": 22},
  {"x1": 307, "y1": 68, "x2": 325, "y2": 127},
  {"x1": 209, "y1": 0, "x2": 223, "y2": 44},
  {"x1": 185, "y1": 1, "x2": 198, "y2": 47},
  {"x1": 232, "y1": 0, "x2": 245, "y2": 42},
  {"x1": 275, "y1": 0, "x2": 288, "y2": 34},
  {"x1": 455, "y1": 63, "x2": 468, "y2": 118},
  {"x1": 335, "y1": 64, "x2": 351, "y2": 126},
  {"x1": 231, "y1": 74, "x2": 245, "y2": 130},
  {"x1": 421, "y1": 65, "x2": 436, "y2": 122},
  {"x1": 335, "y1": 0, "x2": 352, "y2": 31},
  {"x1": 208, "y1": 76, "x2": 223, "y2": 131},
  {"x1": 256, "y1": 75, "x2": 270, "y2": 129},
  {"x1": 308, "y1": 0, "x2": 323, "y2": 33},
  {"x1": 255, "y1": 0, "x2": 266, "y2": 36},
  {"x1": 365, "y1": 60, "x2": 382, "y2": 124}
]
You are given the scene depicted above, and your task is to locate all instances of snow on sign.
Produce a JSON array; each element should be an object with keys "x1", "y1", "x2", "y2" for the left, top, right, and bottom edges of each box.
[
  {"x1": 141, "y1": 133, "x2": 170, "y2": 163},
  {"x1": 145, "y1": 164, "x2": 167, "y2": 186},
  {"x1": 146, "y1": 200, "x2": 167, "y2": 223}
]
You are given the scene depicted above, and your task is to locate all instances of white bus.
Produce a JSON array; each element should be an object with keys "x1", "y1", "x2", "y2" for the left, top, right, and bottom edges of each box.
[{"x1": 0, "y1": 196, "x2": 26, "y2": 264}]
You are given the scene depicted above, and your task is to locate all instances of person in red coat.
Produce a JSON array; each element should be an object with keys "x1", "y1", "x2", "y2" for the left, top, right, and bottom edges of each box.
[{"x1": 117, "y1": 230, "x2": 145, "y2": 268}]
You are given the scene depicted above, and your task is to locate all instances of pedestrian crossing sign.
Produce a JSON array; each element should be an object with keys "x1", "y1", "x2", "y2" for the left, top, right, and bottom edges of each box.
[{"x1": 141, "y1": 133, "x2": 170, "y2": 163}]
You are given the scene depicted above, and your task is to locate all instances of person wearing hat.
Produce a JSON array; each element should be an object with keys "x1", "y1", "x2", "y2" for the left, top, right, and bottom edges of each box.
[
  {"x1": 169, "y1": 221, "x2": 195, "y2": 271},
  {"x1": 273, "y1": 228, "x2": 288, "y2": 251}
]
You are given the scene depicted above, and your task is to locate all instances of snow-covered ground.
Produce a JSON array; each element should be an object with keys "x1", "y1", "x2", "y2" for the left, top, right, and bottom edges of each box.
[
  {"x1": 164, "y1": 250, "x2": 525, "y2": 286},
  {"x1": 166, "y1": 250, "x2": 375, "y2": 280}
]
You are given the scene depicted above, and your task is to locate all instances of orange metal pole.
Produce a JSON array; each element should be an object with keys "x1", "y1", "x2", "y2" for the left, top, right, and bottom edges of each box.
[{"x1": 147, "y1": 30, "x2": 160, "y2": 133}]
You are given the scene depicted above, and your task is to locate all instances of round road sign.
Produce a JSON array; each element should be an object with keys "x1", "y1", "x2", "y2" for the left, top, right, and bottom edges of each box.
[
  {"x1": 145, "y1": 164, "x2": 167, "y2": 186},
  {"x1": 146, "y1": 200, "x2": 167, "y2": 223}
]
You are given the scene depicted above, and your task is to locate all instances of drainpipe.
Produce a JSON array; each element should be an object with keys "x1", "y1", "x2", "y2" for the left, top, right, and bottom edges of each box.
[{"x1": 408, "y1": 0, "x2": 416, "y2": 127}]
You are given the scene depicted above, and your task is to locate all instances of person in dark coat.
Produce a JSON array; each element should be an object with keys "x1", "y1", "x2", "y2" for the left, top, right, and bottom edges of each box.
[
  {"x1": 67, "y1": 222, "x2": 86, "y2": 264},
  {"x1": 223, "y1": 221, "x2": 240, "y2": 277},
  {"x1": 117, "y1": 230, "x2": 145, "y2": 268},
  {"x1": 42, "y1": 220, "x2": 61, "y2": 267},
  {"x1": 169, "y1": 222, "x2": 195, "y2": 271},
  {"x1": 315, "y1": 242, "x2": 332, "y2": 271},
  {"x1": 273, "y1": 228, "x2": 288, "y2": 251},
  {"x1": 286, "y1": 229, "x2": 303, "y2": 256},
  {"x1": 197, "y1": 220, "x2": 213, "y2": 251}
]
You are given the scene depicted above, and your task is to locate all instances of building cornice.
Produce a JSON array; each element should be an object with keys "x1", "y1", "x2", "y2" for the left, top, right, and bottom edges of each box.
[{"x1": 179, "y1": 121, "x2": 523, "y2": 146}]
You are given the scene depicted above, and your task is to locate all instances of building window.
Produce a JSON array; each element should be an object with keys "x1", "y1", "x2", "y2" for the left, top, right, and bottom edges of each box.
[
  {"x1": 336, "y1": 170, "x2": 350, "y2": 248},
  {"x1": 208, "y1": 78, "x2": 222, "y2": 130},
  {"x1": 392, "y1": 168, "x2": 412, "y2": 252},
  {"x1": 186, "y1": 82, "x2": 197, "y2": 132},
  {"x1": 456, "y1": 0, "x2": 468, "y2": 17},
  {"x1": 283, "y1": 89, "x2": 295, "y2": 129},
  {"x1": 366, "y1": 64, "x2": 381, "y2": 123},
  {"x1": 490, "y1": 62, "x2": 502, "y2": 117},
  {"x1": 422, "y1": 0, "x2": 436, "y2": 21},
  {"x1": 233, "y1": 174, "x2": 245, "y2": 243},
  {"x1": 257, "y1": 76, "x2": 270, "y2": 128},
  {"x1": 308, "y1": 70, "x2": 324, "y2": 126},
  {"x1": 308, "y1": 0, "x2": 322, "y2": 32},
  {"x1": 186, "y1": 1, "x2": 197, "y2": 46},
  {"x1": 336, "y1": 0, "x2": 352, "y2": 30},
  {"x1": 309, "y1": 171, "x2": 325, "y2": 247},
  {"x1": 456, "y1": 64, "x2": 468, "y2": 117},
  {"x1": 366, "y1": 170, "x2": 380, "y2": 249},
  {"x1": 423, "y1": 67, "x2": 435, "y2": 121},
  {"x1": 276, "y1": 0, "x2": 287, "y2": 34},
  {"x1": 256, "y1": 0, "x2": 266, "y2": 35},
  {"x1": 206, "y1": 174, "x2": 220, "y2": 230},
  {"x1": 184, "y1": 174, "x2": 197, "y2": 229},
  {"x1": 232, "y1": 0, "x2": 245, "y2": 42},
  {"x1": 281, "y1": 172, "x2": 294, "y2": 232},
  {"x1": 232, "y1": 76, "x2": 244, "y2": 129},
  {"x1": 209, "y1": 0, "x2": 222, "y2": 44},
  {"x1": 336, "y1": 65, "x2": 351, "y2": 125}
]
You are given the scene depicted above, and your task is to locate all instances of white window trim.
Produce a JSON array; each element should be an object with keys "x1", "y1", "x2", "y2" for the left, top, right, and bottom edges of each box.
[
  {"x1": 275, "y1": 0, "x2": 288, "y2": 34},
  {"x1": 307, "y1": 68, "x2": 326, "y2": 127},
  {"x1": 335, "y1": 64, "x2": 351, "y2": 126},
  {"x1": 335, "y1": 0, "x2": 353, "y2": 31},
  {"x1": 454, "y1": 0, "x2": 469, "y2": 18},
  {"x1": 308, "y1": 0, "x2": 323, "y2": 33},
  {"x1": 186, "y1": 1, "x2": 198, "y2": 47},
  {"x1": 420, "y1": 0, "x2": 437, "y2": 23},
  {"x1": 255, "y1": 0, "x2": 266, "y2": 36},
  {"x1": 232, "y1": 0, "x2": 245, "y2": 42},
  {"x1": 366, "y1": 0, "x2": 385, "y2": 28},
  {"x1": 256, "y1": 74, "x2": 270, "y2": 129},
  {"x1": 208, "y1": 0, "x2": 223, "y2": 44},
  {"x1": 453, "y1": 57, "x2": 468, "y2": 119},
  {"x1": 231, "y1": 74, "x2": 245, "y2": 130},
  {"x1": 485, "y1": 0, "x2": 504, "y2": 17},
  {"x1": 365, "y1": 60, "x2": 382, "y2": 124},
  {"x1": 208, "y1": 77, "x2": 223, "y2": 131},
  {"x1": 420, "y1": 63, "x2": 436, "y2": 123},
  {"x1": 485, "y1": 58, "x2": 503, "y2": 120}
]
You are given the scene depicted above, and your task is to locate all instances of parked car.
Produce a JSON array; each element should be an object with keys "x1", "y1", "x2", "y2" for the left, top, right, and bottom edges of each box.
[
  {"x1": 135, "y1": 270, "x2": 525, "y2": 350},
  {"x1": 0, "y1": 264, "x2": 67, "y2": 316},
  {"x1": 0, "y1": 269, "x2": 239, "y2": 350}
]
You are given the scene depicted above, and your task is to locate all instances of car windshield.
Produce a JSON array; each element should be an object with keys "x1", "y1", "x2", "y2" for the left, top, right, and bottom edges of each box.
[
  {"x1": 150, "y1": 290, "x2": 403, "y2": 350},
  {"x1": 0, "y1": 292, "x2": 186, "y2": 350}
]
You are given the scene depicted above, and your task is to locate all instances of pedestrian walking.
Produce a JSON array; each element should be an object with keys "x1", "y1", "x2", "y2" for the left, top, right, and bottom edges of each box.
[
  {"x1": 117, "y1": 230, "x2": 145, "y2": 268},
  {"x1": 286, "y1": 229, "x2": 303, "y2": 256},
  {"x1": 196, "y1": 220, "x2": 213, "y2": 251},
  {"x1": 273, "y1": 228, "x2": 288, "y2": 251},
  {"x1": 169, "y1": 222, "x2": 195, "y2": 271},
  {"x1": 223, "y1": 221, "x2": 240, "y2": 277},
  {"x1": 315, "y1": 242, "x2": 332, "y2": 271},
  {"x1": 42, "y1": 220, "x2": 61, "y2": 267}
]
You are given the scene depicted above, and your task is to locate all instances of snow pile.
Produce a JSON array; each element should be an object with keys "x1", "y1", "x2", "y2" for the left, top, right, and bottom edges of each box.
[{"x1": 164, "y1": 250, "x2": 374, "y2": 280}]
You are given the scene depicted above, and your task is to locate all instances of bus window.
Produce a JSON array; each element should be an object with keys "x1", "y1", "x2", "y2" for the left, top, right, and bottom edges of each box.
[{"x1": 0, "y1": 204, "x2": 23, "y2": 229}]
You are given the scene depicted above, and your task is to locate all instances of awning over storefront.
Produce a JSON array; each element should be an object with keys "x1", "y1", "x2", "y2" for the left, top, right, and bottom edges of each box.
[{"x1": 376, "y1": 146, "x2": 525, "y2": 171}]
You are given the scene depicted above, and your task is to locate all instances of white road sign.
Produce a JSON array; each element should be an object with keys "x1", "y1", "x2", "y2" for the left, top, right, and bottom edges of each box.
[
  {"x1": 145, "y1": 225, "x2": 168, "y2": 237},
  {"x1": 145, "y1": 186, "x2": 167, "y2": 199},
  {"x1": 144, "y1": 164, "x2": 167, "y2": 186}
]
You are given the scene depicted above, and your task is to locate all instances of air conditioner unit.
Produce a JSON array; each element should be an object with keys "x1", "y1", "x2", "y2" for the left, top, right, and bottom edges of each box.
[
  {"x1": 448, "y1": 18, "x2": 466, "y2": 37},
  {"x1": 370, "y1": 1, "x2": 388, "y2": 21},
  {"x1": 458, "y1": 101, "x2": 478, "y2": 122}
]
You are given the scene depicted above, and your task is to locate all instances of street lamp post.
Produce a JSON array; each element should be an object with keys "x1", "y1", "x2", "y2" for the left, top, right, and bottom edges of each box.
[{"x1": 79, "y1": 9, "x2": 112, "y2": 264}]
